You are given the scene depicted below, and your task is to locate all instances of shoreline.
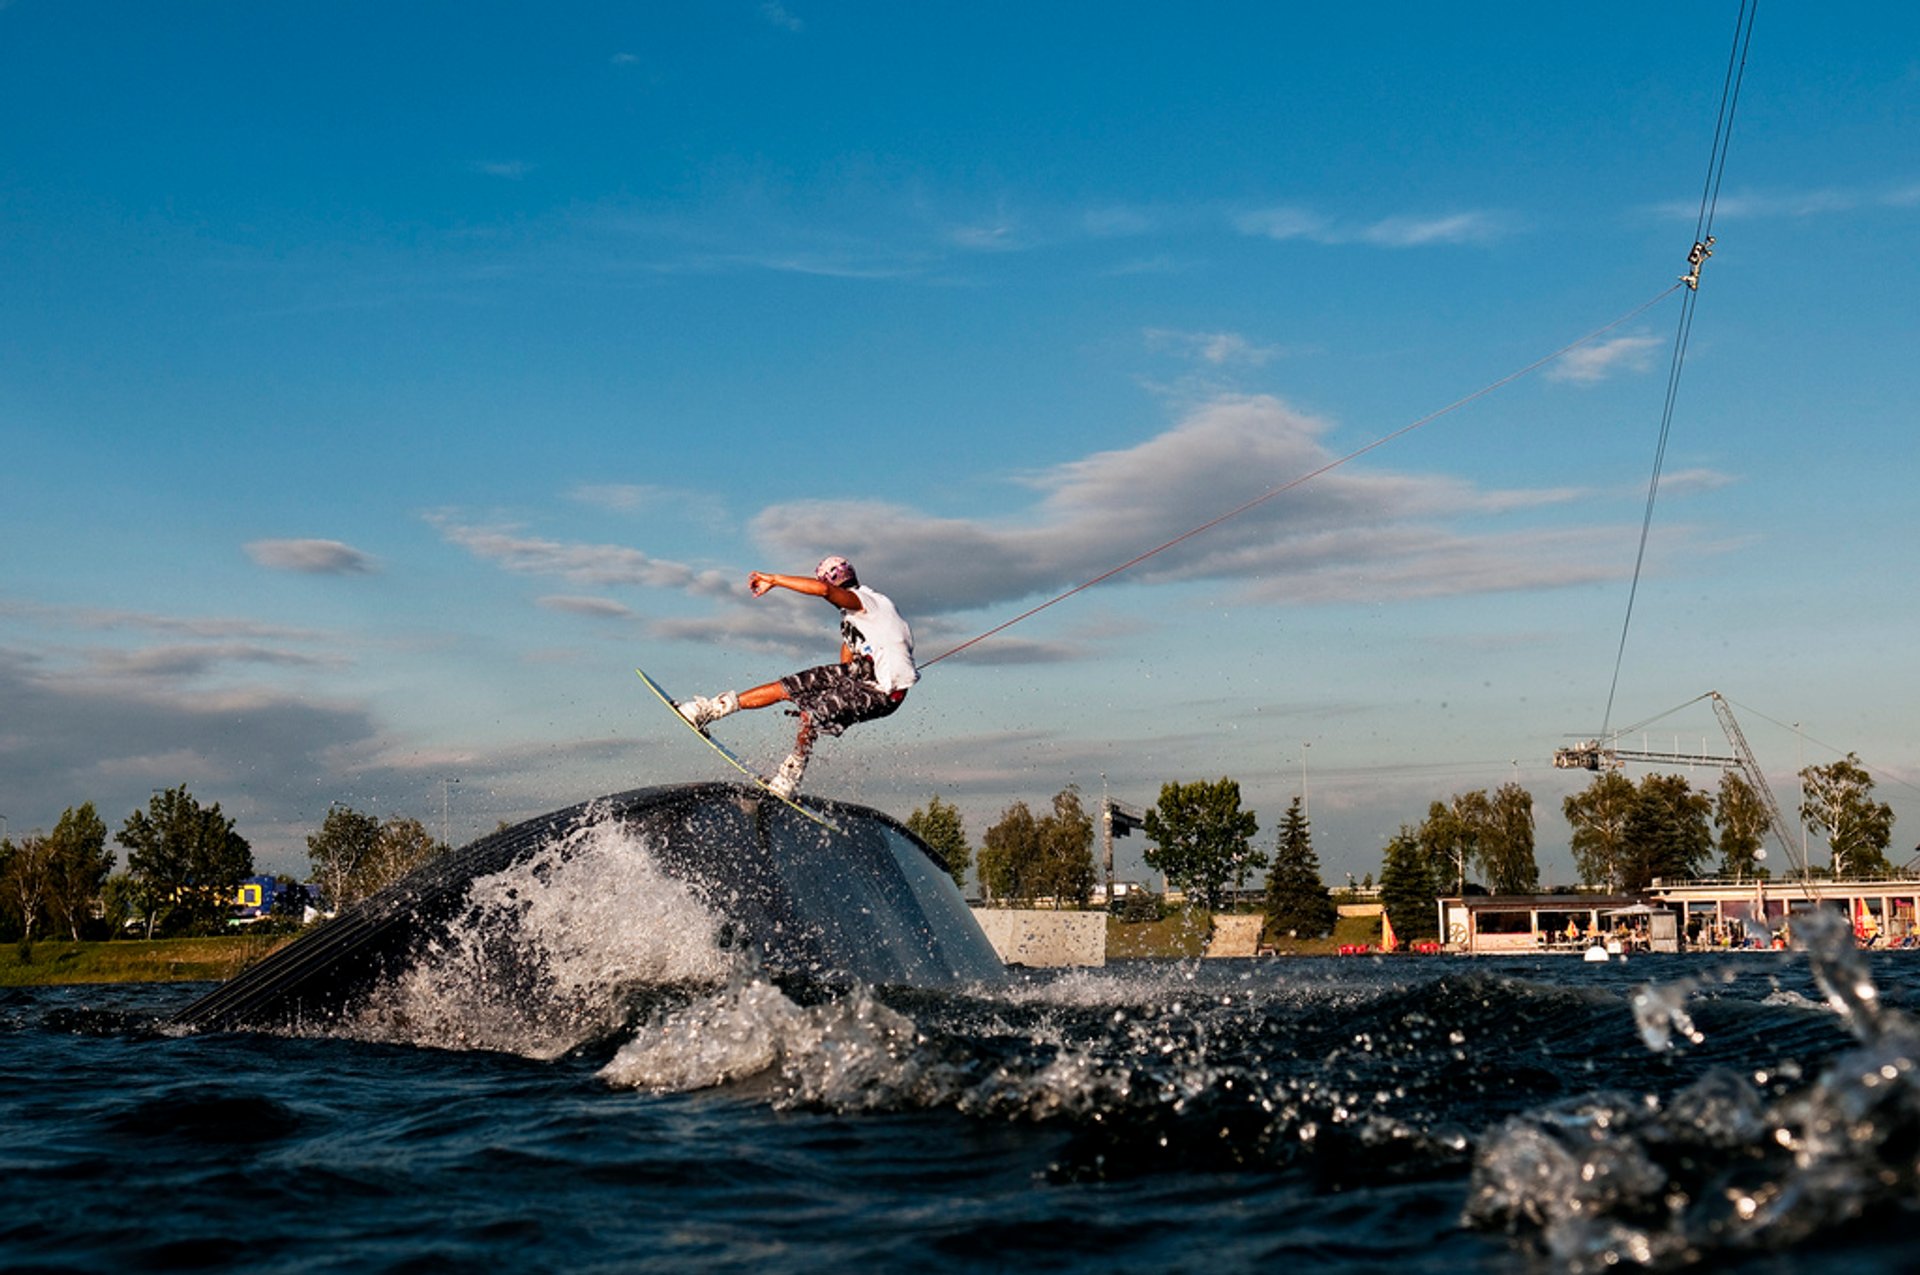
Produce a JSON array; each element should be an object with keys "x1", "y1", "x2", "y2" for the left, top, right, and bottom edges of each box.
[{"x1": 0, "y1": 935, "x2": 295, "y2": 988}]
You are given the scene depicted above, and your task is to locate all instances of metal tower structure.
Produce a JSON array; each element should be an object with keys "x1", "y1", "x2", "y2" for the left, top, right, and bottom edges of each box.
[{"x1": 1553, "y1": 690, "x2": 1804, "y2": 877}]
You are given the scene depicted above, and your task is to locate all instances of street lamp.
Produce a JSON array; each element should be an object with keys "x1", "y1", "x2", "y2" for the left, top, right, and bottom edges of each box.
[
  {"x1": 1794, "y1": 722, "x2": 1806, "y2": 873},
  {"x1": 1301, "y1": 741, "x2": 1311, "y2": 825},
  {"x1": 441, "y1": 778, "x2": 460, "y2": 848}
]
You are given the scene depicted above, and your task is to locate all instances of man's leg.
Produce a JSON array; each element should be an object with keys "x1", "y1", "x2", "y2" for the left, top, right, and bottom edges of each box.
[
  {"x1": 677, "y1": 679, "x2": 789, "y2": 730},
  {"x1": 767, "y1": 713, "x2": 815, "y2": 798},
  {"x1": 738, "y1": 681, "x2": 791, "y2": 710}
]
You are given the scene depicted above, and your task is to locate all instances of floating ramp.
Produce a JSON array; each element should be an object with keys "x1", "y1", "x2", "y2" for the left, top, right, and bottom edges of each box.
[{"x1": 174, "y1": 783, "x2": 1004, "y2": 1033}]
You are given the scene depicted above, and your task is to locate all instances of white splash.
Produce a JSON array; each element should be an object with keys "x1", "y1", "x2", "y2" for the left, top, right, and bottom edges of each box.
[
  {"x1": 1470, "y1": 909, "x2": 1920, "y2": 1269},
  {"x1": 600, "y1": 978, "x2": 927, "y2": 1106},
  {"x1": 345, "y1": 814, "x2": 737, "y2": 1059}
]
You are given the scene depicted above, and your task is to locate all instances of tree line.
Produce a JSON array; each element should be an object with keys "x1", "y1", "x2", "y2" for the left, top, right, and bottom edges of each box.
[
  {"x1": 0, "y1": 785, "x2": 454, "y2": 950},
  {"x1": 903, "y1": 751, "x2": 1900, "y2": 949},
  {"x1": 907, "y1": 779, "x2": 1340, "y2": 942}
]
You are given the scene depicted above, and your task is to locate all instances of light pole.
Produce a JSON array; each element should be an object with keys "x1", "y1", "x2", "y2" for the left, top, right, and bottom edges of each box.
[
  {"x1": 1301, "y1": 741, "x2": 1311, "y2": 825},
  {"x1": 441, "y1": 778, "x2": 460, "y2": 848},
  {"x1": 1794, "y1": 722, "x2": 1806, "y2": 874}
]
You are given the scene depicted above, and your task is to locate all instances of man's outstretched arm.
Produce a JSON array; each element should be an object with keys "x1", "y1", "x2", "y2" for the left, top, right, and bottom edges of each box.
[{"x1": 748, "y1": 571, "x2": 861, "y2": 611}]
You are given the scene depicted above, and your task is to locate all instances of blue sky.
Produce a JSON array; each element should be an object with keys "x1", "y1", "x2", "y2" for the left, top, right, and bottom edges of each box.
[{"x1": 4, "y1": 2, "x2": 1917, "y2": 884}]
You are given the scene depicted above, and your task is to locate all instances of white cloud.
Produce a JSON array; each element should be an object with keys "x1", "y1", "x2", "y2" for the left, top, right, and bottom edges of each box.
[
  {"x1": 433, "y1": 398, "x2": 1725, "y2": 665},
  {"x1": 1652, "y1": 181, "x2": 1920, "y2": 220},
  {"x1": 569, "y1": 483, "x2": 664, "y2": 511},
  {"x1": 85, "y1": 644, "x2": 345, "y2": 678},
  {"x1": 1636, "y1": 467, "x2": 1736, "y2": 496},
  {"x1": 749, "y1": 395, "x2": 1629, "y2": 621},
  {"x1": 950, "y1": 219, "x2": 1026, "y2": 252},
  {"x1": 760, "y1": 2, "x2": 803, "y2": 31},
  {"x1": 1233, "y1": 205, "x2": 1331, "y2": 242},
  {"x1": 473, "y1": 160, "x2": 534, "y2": 180},
  {"x1": 1236, "y1": 205, "x2": 1510, "y2": 247},
  {"x1": 245, "y1": 538, "x2": 377, "y2": 574},
  {"x1": 568, "y1": 482, "x2": 731, "y2": 528},
  {"x1": 537, "y1": 595, "x2": 636, "y2": 620},
  {"x1": 1356, "y1": 210, "x2": 1506, "y2": 247},
  {"x1": 0, "y1": 601, "x2": 326, "y2": 643},
  {"x1": 428, "y1": 513, "x2": 735, "y2": 595},
  {"x1": 1547, "y1": 334, "x2": 1664, "y2": 384},
  {"x1": 1145, "y1": 328, "x2": 1285, "y2": 367}
]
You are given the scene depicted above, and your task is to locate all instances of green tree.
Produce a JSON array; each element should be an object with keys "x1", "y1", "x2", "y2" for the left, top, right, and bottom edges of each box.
[
  {"x1": 1428, "y1": 802, "x2": 1466, "y2": 890},
  {"x1": 115, "y1": 785, "x2": 254, "y2": 937},
  {"x1": 1417, "y1": 795, "x2": 1480, "y2": 895},
  {"x1": 1801, "y1": 753, "x2": 1895, "y2": 878},
  {"x1": 1713, "y1": 771, "x2": 1770, "y2": 879},
  {"x1": 1377, "y1": 826, "x2": 1439, "y2": 941},
  {"x1": 1563, "y1": 770, "x2": 1638, "y2": 890},
  {"x1": 905, "y1": 795, "x2": 972, "y2": 889},
  {"x1": 979, "y1": 801, "x2": 1040, "y2": 904},
  {"x1": 46, "y1": 803, "x2": 113, "y2": 941},
  {"x1": 0, "y1": 834, "x2": 57, "y2": 949},
  {"x1": 1478, "y1": 782, "x2": 1539, "y2": 894},
  {"x1": 1034, "y1": 788, "x2": 1096, "y2": 909},
  {"x1": 370, "y1": 816, "x2": 445, "y2": 892},
  {"x1": 1140, "y1": 777, "x2": 1262, "y2": 912},
  {"x1": 98, "y1": 872, "x2": 145, "y2": 936},
  {"x1": 1264, "y1": 797, "x2": 1336, "y2": 938},
  {"x1": 1620, "y1": 773, "x2": 1712, "y2": 890},
  {"x1": 306, "y1": 804, "x2": 382, "y2": 910}
]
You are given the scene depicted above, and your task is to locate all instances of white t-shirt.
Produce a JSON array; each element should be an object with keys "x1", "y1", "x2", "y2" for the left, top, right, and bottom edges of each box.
[{"x1": 840, "y1": 585, "x2": 919, "y2": 693}]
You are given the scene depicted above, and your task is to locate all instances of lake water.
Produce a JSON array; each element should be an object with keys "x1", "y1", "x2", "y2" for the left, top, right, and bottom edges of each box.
[{"x1": 7, "y1": 844, "x2": 1920, "y2": 1273}]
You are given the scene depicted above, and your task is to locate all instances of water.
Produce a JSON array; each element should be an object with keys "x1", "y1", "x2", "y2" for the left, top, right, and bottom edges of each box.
[{"x1": 7, "y1": 827, "x2": 1920, "y2": 1272}]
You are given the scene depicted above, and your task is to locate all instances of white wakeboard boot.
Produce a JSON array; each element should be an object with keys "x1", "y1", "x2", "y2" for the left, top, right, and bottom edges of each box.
[
  {"x1": 676, "y1": 690, "x2": 739, "y2": 732},
  {"x1": 766, "y1": 750, "x2": 809, "y2": 799}
]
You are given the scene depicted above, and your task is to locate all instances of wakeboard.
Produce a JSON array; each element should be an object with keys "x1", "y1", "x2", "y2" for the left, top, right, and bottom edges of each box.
[{"x1": 635, "y1": 668, "x2": 841, "y2": 833}]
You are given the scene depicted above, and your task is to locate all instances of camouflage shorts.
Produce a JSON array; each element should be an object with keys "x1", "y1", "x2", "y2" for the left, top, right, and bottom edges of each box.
[{"x1": 780, "y1": 656, "x2": 907, "y2": 737}]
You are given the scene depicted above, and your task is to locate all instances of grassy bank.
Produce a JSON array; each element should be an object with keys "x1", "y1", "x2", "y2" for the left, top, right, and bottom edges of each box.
[
  {"x1": 0, "y1": 934, "x2": 293, "y2": 987},
  {"x1": 1106, "y1": 909, "x2": 1387, "y2": 959},
  {"x1": 1105, "y1": 906, "x2": 1217, "y2": 959},
  {"x1": 1264, "y1": 913, "x2": 1385, "y2": 955}
]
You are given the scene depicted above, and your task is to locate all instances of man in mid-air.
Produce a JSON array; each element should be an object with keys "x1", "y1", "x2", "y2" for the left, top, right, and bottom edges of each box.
[{"x1": 676, "y1": 555, "x2": 917, "y2": 798}]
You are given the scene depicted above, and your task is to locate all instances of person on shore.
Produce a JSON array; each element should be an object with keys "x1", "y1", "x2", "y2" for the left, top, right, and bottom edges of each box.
[{"x1": 675, "y1": 556, "x2": 917, "y2": 798}]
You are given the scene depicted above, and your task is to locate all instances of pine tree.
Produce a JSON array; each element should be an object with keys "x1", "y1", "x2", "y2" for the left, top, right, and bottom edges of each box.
[
  {"x1": 1377, "y1": 826, "x2": 1439, "y2": 941},
  {"x1": 1264, "y1": 797, "x2": 1336, "y2": 938}
]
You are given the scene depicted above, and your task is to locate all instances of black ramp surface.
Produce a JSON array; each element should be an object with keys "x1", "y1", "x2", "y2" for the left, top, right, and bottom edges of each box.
[{"x1": 174, "y1": 783, "x2": 1003, "y2": 1033}]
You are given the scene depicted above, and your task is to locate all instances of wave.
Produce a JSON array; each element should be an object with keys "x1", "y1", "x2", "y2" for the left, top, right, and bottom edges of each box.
[{"x1": 338, "y1": 815, "x2": 743, "y2": 1059}]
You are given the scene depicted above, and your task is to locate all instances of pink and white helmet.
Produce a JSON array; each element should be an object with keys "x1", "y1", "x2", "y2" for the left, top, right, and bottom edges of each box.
[{"x1": 814, "y1": 555, "x2": 857, "y2": 588}]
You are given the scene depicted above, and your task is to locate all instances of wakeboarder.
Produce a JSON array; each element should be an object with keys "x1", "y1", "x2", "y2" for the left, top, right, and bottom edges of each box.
[{"x1": 674, "y1": 556, "x2": 917, "y2": 797}]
